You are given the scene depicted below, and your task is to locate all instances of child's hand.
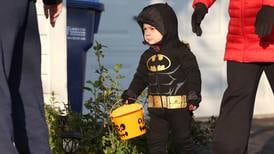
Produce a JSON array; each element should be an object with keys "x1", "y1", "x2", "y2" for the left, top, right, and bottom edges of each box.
[
  {"x1": 123, "y1": 98, "x2": 137, "y2": 104},
  {"x1": 186, "y1": 91, "x2": 201, "y2": 111},
  {"x1": 187, "y1": 103, "x2": 198, "y2": 111},
  {"x1": 121, "y1": 90, "x2": 137, "y2": 104}
]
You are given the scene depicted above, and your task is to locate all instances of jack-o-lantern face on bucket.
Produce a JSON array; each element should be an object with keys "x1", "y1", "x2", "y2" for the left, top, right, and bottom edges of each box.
[
  {"x1": 114, "y1": 123, "x2": 128, "y2": 138},
  {"x1": 138, "y1": 117, "x2": 146, "y2": 132}
]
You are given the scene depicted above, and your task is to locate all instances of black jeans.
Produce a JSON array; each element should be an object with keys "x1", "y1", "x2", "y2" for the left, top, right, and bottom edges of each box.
[
  {"x1": 148, "y1": 108, "x2": 194, "y2": 154},
  {"x1": 213, "y1": 61, "x2": 274, "y2": 154}
]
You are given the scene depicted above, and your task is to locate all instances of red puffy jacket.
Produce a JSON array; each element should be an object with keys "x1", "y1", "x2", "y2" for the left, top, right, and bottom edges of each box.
[{"x1": 193, "y1": 0, "x2": 274, "y2": 62}]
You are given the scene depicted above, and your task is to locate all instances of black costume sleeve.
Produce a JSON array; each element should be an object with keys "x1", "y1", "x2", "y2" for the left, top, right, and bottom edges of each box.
[
  {"x1": 43, "y1": 0, "x2": 62, "y2": 5},
  {"x1": 128, "y1": 54, "x2": 149, "y2": 97},
  {"x1": 180, "y1": 49, "x2": 201, "y2": 94}
]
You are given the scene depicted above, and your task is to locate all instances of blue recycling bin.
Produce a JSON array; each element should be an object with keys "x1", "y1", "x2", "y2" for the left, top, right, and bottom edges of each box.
[{"x1": 67, "y1": 0, "x2": 104, "y2": 113}]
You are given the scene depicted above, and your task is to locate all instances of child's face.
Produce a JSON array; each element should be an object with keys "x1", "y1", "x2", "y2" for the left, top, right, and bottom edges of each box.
[{"x1": 143, "y1": 23, "x2": 163, "y2": 45}]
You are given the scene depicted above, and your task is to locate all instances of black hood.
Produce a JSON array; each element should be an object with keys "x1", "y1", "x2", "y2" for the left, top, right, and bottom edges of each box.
[{"x1": 137, "y1": 3, "x2": 180, "y2": 48}]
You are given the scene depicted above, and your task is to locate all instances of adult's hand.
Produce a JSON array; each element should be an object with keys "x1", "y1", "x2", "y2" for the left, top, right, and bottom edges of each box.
[
  {"x1": 44, "y1": 2, "x2": 63, "y2": 27},
  {"x1": 191, "y1": 3, "x2": 208, "y2": 36},
  {"x1": 255, "y1": 5, "x2": 274, "y2": 38}
]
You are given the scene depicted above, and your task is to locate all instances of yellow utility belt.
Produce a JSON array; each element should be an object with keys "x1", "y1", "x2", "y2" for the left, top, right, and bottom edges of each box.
[{"x1": 148, "y1": 95, "x2": 187, "y2": 109}]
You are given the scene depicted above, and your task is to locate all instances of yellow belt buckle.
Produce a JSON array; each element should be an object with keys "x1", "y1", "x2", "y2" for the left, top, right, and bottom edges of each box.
[
  {"x1": 169, "y1": 96, "x2": 174, "y2": 108},
  {"x1": 148, "y1": 95, "x2": 187, "y2": 109}
]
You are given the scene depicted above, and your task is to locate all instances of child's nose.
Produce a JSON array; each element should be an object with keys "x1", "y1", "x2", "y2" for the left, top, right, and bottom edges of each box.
[{"x1": 145, "y1": 32, "x2": 151, "y2": 36}]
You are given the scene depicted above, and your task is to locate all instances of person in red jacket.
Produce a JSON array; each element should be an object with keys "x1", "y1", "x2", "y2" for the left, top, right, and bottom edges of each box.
[
  {"x1": 0, "y1": 0, "x2": 63, "y2": 153},
  {"x1": 191, "y1": 0, "x2": 274, "y2": 153}
]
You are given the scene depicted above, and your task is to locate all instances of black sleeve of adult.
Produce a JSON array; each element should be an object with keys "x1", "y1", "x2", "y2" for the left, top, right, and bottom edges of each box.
[
  {"x1": 128, "y1": 55, "x2": 149, "y2": 97},
  {"x1": 43, "y1": 0, "x2": 62, "y2": 5}
]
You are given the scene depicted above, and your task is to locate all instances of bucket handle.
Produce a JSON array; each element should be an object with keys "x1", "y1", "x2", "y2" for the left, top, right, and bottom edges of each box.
[
  {"x1": 109, "y1": 99, "x2": 144, "y2": 116},
  {"x1": 109, "y1": 99, "x2": 123, "y2": 115}
]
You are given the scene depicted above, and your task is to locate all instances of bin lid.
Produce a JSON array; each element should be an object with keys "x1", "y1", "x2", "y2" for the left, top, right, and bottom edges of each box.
[
  {"x1": 111, "y1": 103, "x2": 143, "y2": 118},
  {"x1": 67, "y1": 0, "x2": 104, "y2": 11}
]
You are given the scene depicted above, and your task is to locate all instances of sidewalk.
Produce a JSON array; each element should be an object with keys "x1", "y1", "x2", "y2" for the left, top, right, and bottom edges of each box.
[
  {"x1": 198, "y1": 117, "x2": 274, "y2": 154},
  {"x1": 248, "y1": 117, "x2": 274, "y2": 154}
]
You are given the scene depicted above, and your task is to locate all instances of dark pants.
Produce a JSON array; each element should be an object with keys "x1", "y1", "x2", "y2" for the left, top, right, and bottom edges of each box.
[
  {"x1": 148, "y1": 108, "x2": 194, "y2": 154},
  {"x1": 213, "y1": 61, "x2": 274, "y2": 154},
  {"x1": 0, "y1": 0, "x2": 51, "y2": 154}
]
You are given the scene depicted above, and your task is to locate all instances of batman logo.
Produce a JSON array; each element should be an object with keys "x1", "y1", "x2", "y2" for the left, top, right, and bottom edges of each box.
[{"x1": 146, "y1": 54, "x2": 171, "y2": 72}]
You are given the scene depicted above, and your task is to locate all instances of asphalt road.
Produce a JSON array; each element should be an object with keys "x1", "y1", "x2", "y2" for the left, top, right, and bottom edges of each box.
[
  {"x1": 197, "y1": 117, "x2": 274, "y2": 154},
  {"x1": 248, "y1": 118, "x2": 274, "y2": 154}
]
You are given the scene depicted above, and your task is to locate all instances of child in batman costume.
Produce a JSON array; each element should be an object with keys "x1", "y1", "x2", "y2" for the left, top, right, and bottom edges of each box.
[{"x1": 121, "y1": 3, "x2": 202, "y2": 154}]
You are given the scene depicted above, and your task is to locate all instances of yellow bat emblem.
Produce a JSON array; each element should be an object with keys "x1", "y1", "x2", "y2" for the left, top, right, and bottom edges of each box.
[{"x1": 146, "y1": 54, "x2": 171, "y2": 72}]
